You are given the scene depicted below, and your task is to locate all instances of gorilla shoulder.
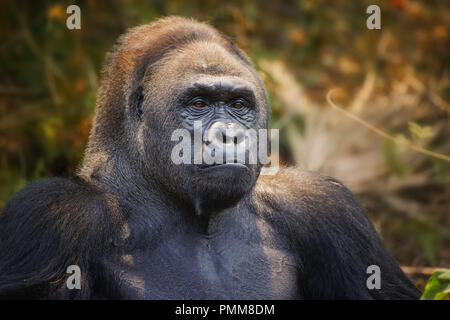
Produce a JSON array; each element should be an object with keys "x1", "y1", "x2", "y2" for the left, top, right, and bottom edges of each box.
[
  {"x1": 253, "y1": 168, "x2": 421, "y2": 299},
  {"x1": 0, "y1": 177, "x2": 114, "y2": 298},
  {"x1": 253, "y1": 168, "x2": 369, "y2": 226},
  {"x1": 1, "y1": 177, "x2": 111, "y2": 236}
]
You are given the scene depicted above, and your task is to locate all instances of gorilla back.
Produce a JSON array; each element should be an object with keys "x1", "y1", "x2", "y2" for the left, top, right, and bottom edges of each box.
[{"x1": 0, "y1": 17, "x2": 420, "y2": 299}]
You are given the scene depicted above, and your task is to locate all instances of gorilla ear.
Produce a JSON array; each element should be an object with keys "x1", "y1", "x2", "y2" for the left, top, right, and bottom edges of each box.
[{"x1": 128, "y1": 86, "x2": 144, "y2": 120}]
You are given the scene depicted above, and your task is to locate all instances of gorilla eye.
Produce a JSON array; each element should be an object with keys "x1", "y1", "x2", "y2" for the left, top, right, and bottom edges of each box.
[
  {"x1": 193, "y1": 100, "x2": 207, "y2": 108},
  {"x1": 233, "y1": 102, "x2": 244, "y2": 109},
  {"x1": 232, "y1": 99, "x2": 247, "y2": 110}
]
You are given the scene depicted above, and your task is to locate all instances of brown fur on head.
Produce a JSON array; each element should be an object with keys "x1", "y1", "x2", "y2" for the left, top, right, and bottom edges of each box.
[
  {"x1": 80, "y1": 17, "x2": 269, "y2": 212},
  {"x1": 89, "y1": 17, "x2": 252, "y2": 149}
]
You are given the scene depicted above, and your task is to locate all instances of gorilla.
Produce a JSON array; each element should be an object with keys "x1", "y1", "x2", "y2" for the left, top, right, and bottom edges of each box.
[{"x1": 0, "y1": 17, "x2": 420, "y2": 299}]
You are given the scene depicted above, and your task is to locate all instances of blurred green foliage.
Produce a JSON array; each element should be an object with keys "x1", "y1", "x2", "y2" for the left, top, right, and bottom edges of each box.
[{"x1": 421, "y1": 269, "x2": 450, "y2": 300}]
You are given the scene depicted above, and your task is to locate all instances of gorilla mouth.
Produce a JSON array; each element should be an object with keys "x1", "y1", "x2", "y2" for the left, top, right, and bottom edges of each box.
[{"x1": 197, "y1": 162, "x2": 248, "y2": 170}]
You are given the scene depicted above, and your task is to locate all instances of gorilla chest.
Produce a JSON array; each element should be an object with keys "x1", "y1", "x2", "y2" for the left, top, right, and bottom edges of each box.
[{"x1": 105, "y1": 225, "x2": 300, "y2": 299}]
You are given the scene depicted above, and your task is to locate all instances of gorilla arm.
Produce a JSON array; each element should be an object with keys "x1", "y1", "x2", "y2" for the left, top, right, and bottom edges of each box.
[
  {"x1": 0, "y1": 178, "x2": 112, "y2": 299},
  {"x1": 254, "y1": 168, "x2": 421, "y2": 299}
]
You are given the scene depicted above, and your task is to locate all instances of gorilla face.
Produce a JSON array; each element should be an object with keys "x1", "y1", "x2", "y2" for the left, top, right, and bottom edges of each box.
[{"x1": 139, "y1": 41, "x2": 269, "y2": 213}]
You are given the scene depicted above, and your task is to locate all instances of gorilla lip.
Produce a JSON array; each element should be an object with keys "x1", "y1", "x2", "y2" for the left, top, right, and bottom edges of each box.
[{"x1": 197, "y1": 162, "x2": 248, "y2": 170}]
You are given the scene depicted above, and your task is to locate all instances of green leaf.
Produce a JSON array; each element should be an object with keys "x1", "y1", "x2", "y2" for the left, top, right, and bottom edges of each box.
[
  {"x1": 408, "y1": 122, "x2": 435, "y2": 141},
  {"x1": 394, "y1": 133, "x2": 410, "y2": 146},
  {"x1": 420, "y1": 269, "x2": 450, "y2": 300}
]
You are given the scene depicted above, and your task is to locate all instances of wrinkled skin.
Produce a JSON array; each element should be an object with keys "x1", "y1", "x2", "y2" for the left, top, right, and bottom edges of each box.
[{"x1": 0, "y1": 17, "x2": 420, "y2": 299}]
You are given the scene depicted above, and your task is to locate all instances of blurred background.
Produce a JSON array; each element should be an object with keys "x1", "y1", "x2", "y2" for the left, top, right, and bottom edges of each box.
[{"x1": 0, "y1": 0, "x2": 448, "y2": 290}]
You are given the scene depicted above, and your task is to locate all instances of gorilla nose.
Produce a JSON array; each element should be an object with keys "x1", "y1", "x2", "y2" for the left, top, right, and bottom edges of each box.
[{"x1": 206, "y1": 122, "x2": 246, "y2": 146}]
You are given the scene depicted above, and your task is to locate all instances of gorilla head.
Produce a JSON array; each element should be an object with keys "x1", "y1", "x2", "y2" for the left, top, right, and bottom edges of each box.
[{"x1": 80, "y1": 17, "x2": 269, "y2": 216}]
